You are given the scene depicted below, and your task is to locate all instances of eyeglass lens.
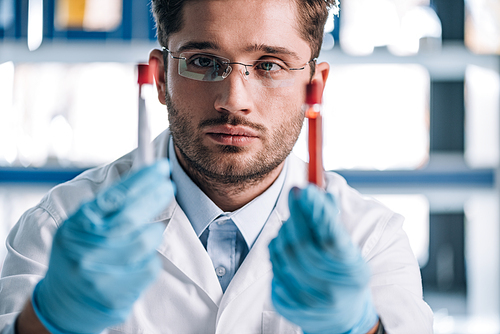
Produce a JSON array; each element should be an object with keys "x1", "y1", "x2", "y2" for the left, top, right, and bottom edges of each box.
[{"x1": 175, "y1": 52, "x2": 301, "y2": 88}]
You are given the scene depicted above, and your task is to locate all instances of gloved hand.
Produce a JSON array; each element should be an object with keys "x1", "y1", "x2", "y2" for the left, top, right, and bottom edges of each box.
[
  {"x1": 268, "y1": 185, "x2": 378, "y2": 334},
  {"x1": 32, "y1": 160, "x2": 175, "y2": 334}
]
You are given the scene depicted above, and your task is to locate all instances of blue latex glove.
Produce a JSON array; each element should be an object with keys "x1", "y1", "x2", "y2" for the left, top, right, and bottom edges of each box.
[
  {"x1": 33, "y1": 160, "x2": 174, "y2": 334},
  {"x1": 268, "y1": 185, "x2": 378, "y2": 334}
]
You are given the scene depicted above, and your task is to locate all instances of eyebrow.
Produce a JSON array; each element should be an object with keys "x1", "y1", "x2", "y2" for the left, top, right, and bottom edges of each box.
[
  {"x1": 177, "y1": 41, "x2": 220, "y2": 53},
  {"x1": 245, "y1": 44, "x2": 301, "y2": 61}
]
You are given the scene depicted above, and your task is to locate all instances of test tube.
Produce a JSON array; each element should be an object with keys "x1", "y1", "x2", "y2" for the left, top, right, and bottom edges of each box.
[
  {"x1": 136, "y1": 63, "x2": 154, "y2": 169},
  {"x1": 304, "y1": 81, "x2": 324, "y2": 188}
]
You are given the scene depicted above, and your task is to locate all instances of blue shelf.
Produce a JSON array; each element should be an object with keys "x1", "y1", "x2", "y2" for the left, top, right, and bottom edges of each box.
[
  {"x1": 0, "y1": 167, "x2": 87, "y2": 184},
  {"x1": 0, "y1": 167, "x2": 495, "y2": 187},
  {"x1": 336, "y1": 169, "x2": 495, "y2": 188}
]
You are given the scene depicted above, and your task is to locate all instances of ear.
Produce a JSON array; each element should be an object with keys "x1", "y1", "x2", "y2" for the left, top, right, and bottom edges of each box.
[
  {"x1": 149, "y1": 49, "x2": 166, "y2": 105},
  {"x1": 312, "y1": 61, "x2": 330, "y2": 95}
]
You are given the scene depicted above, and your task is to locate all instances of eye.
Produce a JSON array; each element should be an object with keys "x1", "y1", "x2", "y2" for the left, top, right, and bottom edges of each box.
[
  {"x1": 255, "y1": 60, "x2": 285, "y2": 72},
  {"x1": 191, "y1": 56, "x2": 217, "y2": 68}
]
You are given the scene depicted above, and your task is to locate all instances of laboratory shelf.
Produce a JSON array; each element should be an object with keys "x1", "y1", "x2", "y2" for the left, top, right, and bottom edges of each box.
[
  {"x1": 0, "y1": 167, "x2": 87, "y2": 184},
  {"x1": 1, "y1": 41, "x2": 497, "y2": 80},
  {"x1": 0, "y1": 166, "x2": 494, "y2": 188},
  {"x1": 319, "y1": 42, "x2": 499, "y2": 80},
  {"x1": 0, "y1": 40, "x2": 160, "y2": 64},
  {"x1": 336, "y1": 168, "x2": 495, "y2": 188}
]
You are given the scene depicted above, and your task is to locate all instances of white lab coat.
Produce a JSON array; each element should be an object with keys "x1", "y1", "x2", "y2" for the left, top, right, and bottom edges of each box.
[{"x1": 0, "y1": 129, "x2": 433, "y2": 334}]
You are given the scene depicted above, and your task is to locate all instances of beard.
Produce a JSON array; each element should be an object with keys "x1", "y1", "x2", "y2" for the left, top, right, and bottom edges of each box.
[{"x1": 165, "y1": 92, "x2": 304, "y2": 186}]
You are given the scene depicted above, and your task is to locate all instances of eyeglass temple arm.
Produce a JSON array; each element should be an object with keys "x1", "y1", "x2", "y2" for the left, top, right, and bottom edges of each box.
[
  {"x1": 162, "y1": 47, "x2": 186, "y2": 60},
  {"x1": 289, "y1": 58, "x2": 317, "y2": 71}
]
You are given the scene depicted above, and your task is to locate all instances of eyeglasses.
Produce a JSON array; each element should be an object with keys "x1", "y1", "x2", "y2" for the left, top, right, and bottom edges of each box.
[{"x1": 162, "y1": 47, "x2": 315, "y2": 88}]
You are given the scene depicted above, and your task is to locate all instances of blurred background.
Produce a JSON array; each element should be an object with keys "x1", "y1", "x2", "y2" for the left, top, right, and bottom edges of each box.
[{"x1": 1, "y1": 0, "x2": 499, "y2": 332}]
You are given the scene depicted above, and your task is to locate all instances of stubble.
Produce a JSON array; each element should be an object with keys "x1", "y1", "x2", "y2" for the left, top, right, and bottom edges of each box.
[{"x1": 166, "y1": 91, "x2": 304, "y2": 193}]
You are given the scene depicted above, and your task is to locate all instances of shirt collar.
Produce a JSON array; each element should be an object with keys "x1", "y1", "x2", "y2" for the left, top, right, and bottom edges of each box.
[{"x1": 169, "y1": 138, "x2": 287, "y2": 249}]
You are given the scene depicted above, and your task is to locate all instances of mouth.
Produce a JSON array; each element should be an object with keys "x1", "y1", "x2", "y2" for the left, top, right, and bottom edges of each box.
[{"x1": 204, "y1": 125, "x2": 260, "y2": 146}]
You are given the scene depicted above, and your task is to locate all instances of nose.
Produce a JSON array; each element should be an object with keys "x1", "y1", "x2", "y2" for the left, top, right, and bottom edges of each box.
[{"x1": 213, "y1": 64, "x2": 254, "y2": 115}]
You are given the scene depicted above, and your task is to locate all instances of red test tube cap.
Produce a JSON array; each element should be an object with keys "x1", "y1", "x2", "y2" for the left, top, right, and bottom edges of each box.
[
  {"x1": 137, "y1": 64, "x2": 153, "y2": 85},
  {"x1": 306, "y1": 81, "x2": 322, "y2": 105}
]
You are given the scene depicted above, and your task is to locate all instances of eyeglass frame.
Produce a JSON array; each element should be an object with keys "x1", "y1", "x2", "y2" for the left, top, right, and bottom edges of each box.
[{"x1": 162, "y1": 47, "x2": 317, "y2": 86}]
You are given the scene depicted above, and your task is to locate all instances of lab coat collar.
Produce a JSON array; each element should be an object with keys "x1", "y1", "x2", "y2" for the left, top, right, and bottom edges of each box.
[{"x1": 143, "y1": 131, "x2": 223, "y2": 306}]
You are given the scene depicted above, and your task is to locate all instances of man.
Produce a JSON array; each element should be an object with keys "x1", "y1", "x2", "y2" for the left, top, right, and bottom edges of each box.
[{"x1": 0, "y1": 0, "x2": 433, "y2": 333}]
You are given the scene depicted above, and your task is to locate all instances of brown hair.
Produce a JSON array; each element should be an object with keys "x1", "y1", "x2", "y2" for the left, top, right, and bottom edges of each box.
[{"x1": 151, "y1": 0, "x2": 337, "y2": 60}]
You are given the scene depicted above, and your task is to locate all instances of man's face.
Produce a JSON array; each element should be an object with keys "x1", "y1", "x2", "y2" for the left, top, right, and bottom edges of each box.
[{"x1": 164, "y1": 0, "x2": 321, "y2": 184}]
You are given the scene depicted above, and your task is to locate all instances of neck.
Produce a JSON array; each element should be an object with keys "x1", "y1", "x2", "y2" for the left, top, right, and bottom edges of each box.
[{"x1": 174, "y1": 146, "x2": 284, "y2": 212}]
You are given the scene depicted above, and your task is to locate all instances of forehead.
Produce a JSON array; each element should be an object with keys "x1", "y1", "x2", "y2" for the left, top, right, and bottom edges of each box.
[{"x1": 168, "y1": 0, "x2": 311, "y2": 60}]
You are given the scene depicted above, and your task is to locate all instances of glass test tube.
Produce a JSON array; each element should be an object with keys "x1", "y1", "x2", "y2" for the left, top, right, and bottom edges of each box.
[
  {"x1": 304, "y1": 81, "x2": 324, "y2": 188},
  {"x1": 136, "y1": 63, "x2": 154, "y2": 168}
]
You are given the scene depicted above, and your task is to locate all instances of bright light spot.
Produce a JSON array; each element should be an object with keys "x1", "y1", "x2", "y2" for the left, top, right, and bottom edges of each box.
[
  {"x1": 18, "y1": 133, "x2": 35, "y2": 167},
  {"x1": 324, "y1": 10, "x2": 336, "y2": 33},
  {"x1": 465, "y1": 0, "x2": 500, "y2": 54},
  {"x1": 465, "y1": 65, "x2": 500, "y2": 168},
  {"x1": 49, "y1": 115, "x2": 74, "y2": 164},
  {"x1": 83, "y1": 0, "x2": 122, "y2": 31},
  {"x1": 0, "y1": 62, "x2": 16, "y2": 166},
  {"x1": 340, "y1": 1, "x2": 442, "y2": 56},
  {"x1": 372, "y1": 194, "x2": 429, "y2": 266},
  {"x1": 55, "y1": 0, "x2": 122, "y2": 31},
  {"x1": 28, "y1": 0, "x2": 43, "y2": 51},
  {"x1": 8, "y1": 63, "x2": 155, "y2": 167},
  {"x1": 390, "y1": 6, "x2": 442, "y2": 56},
  {"x1": 465, "y1": 316, "x2": 500, "y2": 334},
  {"x1": 433, "y1": 309, "x2": 456, "y2": 334},
  {"x1": 465, "y1": 194, "x2": 500, "y2": 318},
  {"x1": 69, "y1": 63, "x2": 137, "y2": 166},
  {"x1": 3, "y1": 142, "x2": 17, "y2": 165},
  {"x1": 433, "y1": 312, "x2": 500, "y2": 334},
  {"x1": 340, "y1": 0, "x2": 400, "y2": 55},
  {"x1": 142, "y1": 84, "x2": 169, "y2": 140},
  {"x1": 324, "y1": 64, "x2": 429, "y2": 170},
  {"x1": 371, "y1": 1, "x2": 400, "y2": 47}
]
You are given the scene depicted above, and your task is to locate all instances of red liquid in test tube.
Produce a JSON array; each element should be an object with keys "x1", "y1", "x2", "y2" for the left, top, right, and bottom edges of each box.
[{"x1": 305, "y1": 81, "x2": 324, "y2": 188}]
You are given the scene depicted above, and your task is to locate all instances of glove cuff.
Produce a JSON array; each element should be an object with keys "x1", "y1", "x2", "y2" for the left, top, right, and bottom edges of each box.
[
  {"x1": 346, "y1": 296, "x2": 379, "y2": 334},
  {"x1": 32, "y1": 281, "x2": 79, "y2": 334}
]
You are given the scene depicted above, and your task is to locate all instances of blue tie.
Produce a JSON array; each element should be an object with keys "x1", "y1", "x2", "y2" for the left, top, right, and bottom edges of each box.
[{"x1": 206, "y1": 217, "x2": 238, "y2": 292}]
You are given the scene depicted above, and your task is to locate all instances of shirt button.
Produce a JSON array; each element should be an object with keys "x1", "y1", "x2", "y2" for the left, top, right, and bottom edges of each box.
[
  {"x1": 217, "y1": 220, "x2": 227, "y2": 225},
  {"x1": 215, "y1": 266, "x2": 226, "y2": 277}
]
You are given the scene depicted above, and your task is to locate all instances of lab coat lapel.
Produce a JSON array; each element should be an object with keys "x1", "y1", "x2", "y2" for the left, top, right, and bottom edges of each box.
[
  {"x1": 156, "y1": 200, "x2": 223, "y2": 307},
  {"x1": 146, "y1": 130, "x2": 223, "y2": 306}
]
